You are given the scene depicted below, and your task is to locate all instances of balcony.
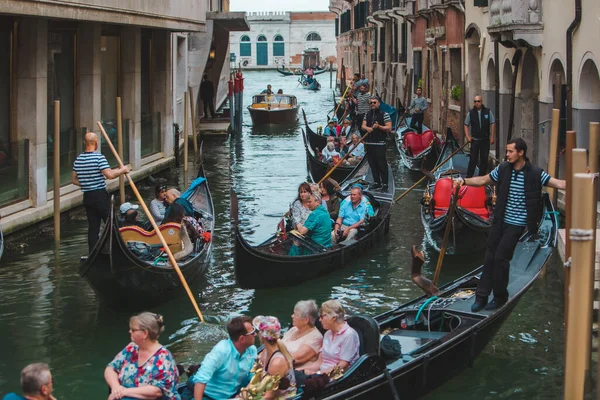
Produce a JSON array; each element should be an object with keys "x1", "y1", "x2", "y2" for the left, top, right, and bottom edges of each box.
[
  {"x1": 488, "y1": 0, "x2": 543, "y2": 46},
  {"x1": 417, "y1": 0, "x2": 443, "y2": 12},
  {"x1": 371, "y1": 0, "x2": 394, "y2": 13}
]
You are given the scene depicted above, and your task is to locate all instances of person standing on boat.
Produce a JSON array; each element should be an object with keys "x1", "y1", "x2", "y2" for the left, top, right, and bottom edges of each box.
[
  {"x1": 352, "y1": 84, "x2": 371, "y2": 132},
  {"x1": 72, "y1": 132, "x2": 130, "y2": 253},
  {"x1": 464, "y1": 95, "x2": 496, "y2": 177},
  {"x1": 455, "y1": 138, "x2": 565, "y2": 312},
  {"x1": 362, "y1": 96, "x2": 392, "y2": 191},
  {"x1": 408, "y1": 87, "x2": 427, "y2": 134}
]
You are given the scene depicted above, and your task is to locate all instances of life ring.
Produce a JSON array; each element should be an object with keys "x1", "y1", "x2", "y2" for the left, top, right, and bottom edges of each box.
[{"x1": 242, "y1": 60, "x2": 249, "y2": 66}]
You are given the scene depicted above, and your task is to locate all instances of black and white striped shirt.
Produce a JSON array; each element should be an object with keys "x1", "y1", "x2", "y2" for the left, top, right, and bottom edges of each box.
[
  {"x1": 73, "y1": 152, "x2": 110, "y2": 192},
  {"x1": 490, "y1": 166, "x2": 550, "y2": 226}
]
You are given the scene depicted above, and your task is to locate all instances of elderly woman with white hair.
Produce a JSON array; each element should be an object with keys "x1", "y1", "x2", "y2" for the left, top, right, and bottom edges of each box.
[
  {"x1": 318, "y1": 300, "x2": 360, "y2": 374},
  {"x1": 282, "y1": 300, "x2": 324, "y2": 373},
  {"x1": 320, "y1": 138, "x2": 340, "y2": 164}
]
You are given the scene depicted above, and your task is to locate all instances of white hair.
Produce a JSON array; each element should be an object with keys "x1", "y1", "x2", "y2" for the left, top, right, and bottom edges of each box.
[{"x1": 294, "y1": 300, "x2": 319, "y2": 326}]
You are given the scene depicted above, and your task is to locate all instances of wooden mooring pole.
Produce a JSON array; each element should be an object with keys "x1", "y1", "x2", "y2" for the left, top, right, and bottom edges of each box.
[
  {"x1": 116, "y1": 97, "x2": 125, "y2": 202},
  {"x1": 564, "y1": 130, "x2": 577, "y2": 337},
  {"x1": 53, "y1": 100, "x2": 60, "y2": 242},
  {"x1": 547, "y1": 108, "x2": 560, "y2": 205}
]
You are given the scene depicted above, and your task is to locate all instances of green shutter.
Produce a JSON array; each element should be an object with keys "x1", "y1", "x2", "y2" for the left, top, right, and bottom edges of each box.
[
  {"x1": 273, "y1": 42, "x2": 284, "y2": 57},
  {"x1": 240, "y1": 43, "x2": 251, "y2": 57},
  {"x1": 474, "y1": 0, "x2": 488, "y2": 7}
]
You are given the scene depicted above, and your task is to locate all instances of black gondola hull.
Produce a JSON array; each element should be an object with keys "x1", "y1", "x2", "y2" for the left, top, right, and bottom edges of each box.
[{"x1": 248, "y1": 106, "x2": 299, "y2": 126}]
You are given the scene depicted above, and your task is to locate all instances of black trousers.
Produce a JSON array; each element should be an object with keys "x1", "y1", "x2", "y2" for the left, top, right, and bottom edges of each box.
[
  {"x1": 83, "y1": 189, "x2": 110, "y2": 253},
  {"x1": 410, "y1": 112, "x2": 424, "y2": 133},
  {"x1": 476, "y1": 222, "x2": 524, "y2": 303},
  {"x1": 202, "y1": 98, "x2": 215, "y2": 118},
  {"x1": 366, "y1": 143, "x2": 388, "y2": 185},
  {"x1": 467, "y1": 138, "x2": 490, "y2": 178}
]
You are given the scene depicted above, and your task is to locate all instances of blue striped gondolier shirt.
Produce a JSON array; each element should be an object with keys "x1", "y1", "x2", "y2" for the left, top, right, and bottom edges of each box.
[
  {"x1": 490, "y1": 166, "x2": 550, "y2": 226},
  {"x1": 73, "y1": 152, "x2": 110, "y2": 192}
]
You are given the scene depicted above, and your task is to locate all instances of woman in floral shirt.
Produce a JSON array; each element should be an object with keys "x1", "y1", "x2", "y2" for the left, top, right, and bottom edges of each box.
[{"x1": 104, "y1": 312, "x2": 180, "y2": 400}]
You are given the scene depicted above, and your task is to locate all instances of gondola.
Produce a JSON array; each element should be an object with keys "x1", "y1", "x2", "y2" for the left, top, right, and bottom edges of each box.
[
  {"x1": 232, "y1": 162, "x2": 394, "y2": 289},
  {"x1": 183, "y1": 194, "x2": 557, "y2": 399},
  {"x1": 0, "y1": 223, "x2": 4, "y2": 262},
  {"x1": 301, "y1": 128, "x2": 367, "y2": 184},
  {"x1": 276, "y1": 65, "x2": 328, "y2": 76},
  {"x1": 420, "y1": 134, "x2": 493, "y2": 254},
  {"x1": 300, "y1": 75, "x2": 321, "y2": 91},
  {"x1": 302, "y1": 109, "x2": 328, "y2": 151},
  {"x1": 395, "y1": 114, "x2": 438, "y2": 171},
  {"x1": 248, "y1": 93, "x2": 299, "y2": 126},
  {"x1": 79, "y1": 165, "x2": 214, "y2": 310}
]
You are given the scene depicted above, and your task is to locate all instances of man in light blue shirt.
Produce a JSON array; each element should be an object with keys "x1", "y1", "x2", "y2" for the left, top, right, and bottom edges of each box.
[
  {"x1": 332, "y1": 186, "x2": 374, "y2": 243},
  {"x1": 191, "y1": 316, "x2": 258, "y2": 400},
  {"x1": 408, "y1": 88, "x2": 428, "y2": 133}
]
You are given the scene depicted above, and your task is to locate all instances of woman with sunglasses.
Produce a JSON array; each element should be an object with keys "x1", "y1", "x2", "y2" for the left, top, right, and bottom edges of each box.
[
  {"x1": 104, "y1": 312, "x2": 180, "y2": 400},
  {"x1": 149, "y1": 184, "x2": 168, "y2": 224}
]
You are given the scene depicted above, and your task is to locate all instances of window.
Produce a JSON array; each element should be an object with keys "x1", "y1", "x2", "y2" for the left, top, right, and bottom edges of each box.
[
  {"x1": 273, "y1": 34, "x2": 284, "y2": 57},
  {"x1": 306, "y1": 32, "x2": 322, "y2": 41},
  {"x1": 335, "y1": 17, "x2": 339, "y2": 37},
  {"x1": 240, "y1": 35, "x2": 251, "y2": 56},
  {"x1": 140, "y1": 29, "x2": 161, "y2": 157},
  {"x1": 257, "y1": 35, "x2": 267, "y2": 42},
  {"x1": 340, "y1": 11, "x2": 351, "y2": 34},
  {"x1": 400, "y1": 22, "x2": 407, "y2": 63},
  {"x1": 474, "y1": 0, "x2": 488, "y2": 6},
  {"x1": 450, "y1": 48, "x2": 461, "y2": 87}
]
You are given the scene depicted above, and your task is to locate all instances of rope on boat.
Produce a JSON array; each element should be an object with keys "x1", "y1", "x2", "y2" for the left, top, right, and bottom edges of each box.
[
  {"x1": 569, "y1": 228, "x2": 594, "y2": 242},
  {"x1": 564, "y1": 256, "x2": 572, "y2": 268}
]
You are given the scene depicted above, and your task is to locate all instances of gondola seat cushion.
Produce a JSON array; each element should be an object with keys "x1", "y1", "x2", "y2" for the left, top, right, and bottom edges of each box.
[
  {"x1": 432, "y1": 178, "x2": 453, "y2": 218},
  {"x1": 457, "y1": 186, "x2": 489, "y2": 219},
  {"x1": 346, "y1": 315, "x2": 380, "y2": 356},
  {"x1": 119, "y1": 223, "x2": 183, "y2": 253},
  {"x1": 403, "y1": 130, "x2": 435, "y2": 157}
]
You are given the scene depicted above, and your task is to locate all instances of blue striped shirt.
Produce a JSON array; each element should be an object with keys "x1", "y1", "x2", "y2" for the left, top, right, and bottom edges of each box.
[
  {"x1": 73, "y1": 152, "x2": 110, "y2": 192},
  {"x1": 490, "y1": 166, "x2": 550, "y2": 226}
]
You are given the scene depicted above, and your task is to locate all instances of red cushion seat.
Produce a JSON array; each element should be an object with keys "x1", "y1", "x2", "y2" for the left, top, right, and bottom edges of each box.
[
  {"x1": 457, "y1": 186, "x2": 489, "y2": 219},
  {"x1": 432, "y1": 177, "x2": 453, "y2": 218},
  {"x1": 403, "y1": 130, "x2": 435, "y2": 157}
]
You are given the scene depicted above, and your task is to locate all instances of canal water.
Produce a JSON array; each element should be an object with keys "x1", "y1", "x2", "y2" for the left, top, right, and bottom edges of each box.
[{"x1": 0, "y1": 70, "x2": 565, "y2": 399}]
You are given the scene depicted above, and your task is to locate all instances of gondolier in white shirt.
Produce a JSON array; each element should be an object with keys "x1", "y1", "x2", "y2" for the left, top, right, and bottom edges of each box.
[{"x1": 72, "y1": 132, "x2": 130, "y2": 252}]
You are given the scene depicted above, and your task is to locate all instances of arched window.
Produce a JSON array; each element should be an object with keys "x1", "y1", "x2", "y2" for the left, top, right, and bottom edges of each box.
[
  {"x1": 257, "y1": 35, "x2": 267, "y2": 42},
  {"x1": 306, "y1": 32, "x2": 322, "y2": 41},
  {"x1": 273, "y1": 35, "x2": 284, "y2": 57},
  {"x1": 240, "y1": 35, "x2": 251, "y2": 56}
]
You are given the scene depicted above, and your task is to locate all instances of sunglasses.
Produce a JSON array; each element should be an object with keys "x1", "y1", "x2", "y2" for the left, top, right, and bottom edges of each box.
[
  {"x1": 474, "y1": 100, "x2": 482, "y2": 103},
  {"x1": 244, "y1": 326, "x2": 257, "y2": 336},
  {"x1": 369, "y1": 101, "x2": 378, "y2": 104}
]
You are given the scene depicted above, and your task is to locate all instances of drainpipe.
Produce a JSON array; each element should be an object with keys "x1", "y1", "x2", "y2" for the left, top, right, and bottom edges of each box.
[
  {"x1": 506, "y1": 50, "x2": 522, "y2": 142},
  {"x1": 566, "y1": 0, "x2": 582, "y2": 131},
  {"x1": 494, "y1": 40, "x2": 500, "y2": 156}
]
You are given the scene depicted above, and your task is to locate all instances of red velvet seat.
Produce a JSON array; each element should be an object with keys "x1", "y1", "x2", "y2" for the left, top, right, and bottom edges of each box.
[
  {"x1": 432, "y1": 177, "x2": 453, "y2": 218},
  {"x1": 403, "y1": 130, "x2": 435, "y2": 157},
  {"x1": 457, "y1": 186, "x2": 489, "y2": 219}
]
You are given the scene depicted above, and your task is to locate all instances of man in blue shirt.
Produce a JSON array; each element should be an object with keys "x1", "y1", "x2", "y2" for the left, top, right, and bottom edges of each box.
[
  {"x1": 191, "y1": 316, "x2": 258, "y2": 400},
  {"x1": 408, "y1": 88, "x2": 428, "y2": 133},
  {"x1": 332, "y1": 186, "x2": 374, "y2": 243},
  {"x1": 455, "y1": 138, "x2": 565, "y2": 312},
  {"x1": 3, "y1": 363, "x2": 55, "y2": 400},
  {"x1": 72, "y1": 132, "x2": 130, "y2": 252}
]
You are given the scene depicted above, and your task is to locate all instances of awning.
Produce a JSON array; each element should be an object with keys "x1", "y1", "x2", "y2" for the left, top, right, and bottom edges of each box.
[{"x1": 207, "y1": 11, "x2": 250, "y2": 32}]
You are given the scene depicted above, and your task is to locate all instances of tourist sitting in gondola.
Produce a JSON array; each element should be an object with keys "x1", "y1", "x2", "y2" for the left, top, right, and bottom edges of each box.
[
  {"x1": 184, "y1": 316, "x2": 257, "y2": 400},
  {"x1": 332, "y1": 186, "x2": 374, "y2": 243},
  {"x1": 104, "y1": 312, "x2": 180, "y2": 400},
  {"x1": 119, "y1": 202, "x2": 144, "y2": 228},
  {"x1": 323, "y1": 118, "x2": 339, "y2": 137},
  {"x1": 337, "y1": 136, "x2": 349, "y2": 157},
  {"x1": 282, "y1": 300, "x2": 323, "y2": 373},
  {"x1": 252, "y1": 316, "x2": 297, "y2": 399},
  {"x1": 342, "y1": 134, "x2": 365, "y2": 166},
  {"x1": 340, "y1": 117, "x2": 352, "y2": 139},
  {"x1": 320, "y1": 179, "x2": 340, "y2": 222},
  {"x1": 321, "y1": 142, "x2": 340, "y2": 165},
  {"x1": 289, "y1": 192, "x2": 332, "y2": 256},
  {"x1": 289, "y1": 182, "x2": 314, "y2": 227},
  {"x1": 150, "y1": 184, "x2": 168, "y2": 224},
  {"x1": 165, "y1": 188, "x2": 194, "y2": 217},
  {"x1": 318, "y1": 300, "x2": 360, "y2": 374}
]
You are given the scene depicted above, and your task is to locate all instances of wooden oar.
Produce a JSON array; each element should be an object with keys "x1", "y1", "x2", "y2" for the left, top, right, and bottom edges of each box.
[
  {"x1": 317, "y1": 129, "x2": 373, "y2": 185},
  {"x1": 432, "y1": 185, "x2": 460, "y2": 285},
  {"x1": 394, "y1": 140, "x2": 471, "y2": 203},
  {"x1": 96, "y1": 121, "x2": 205, "y2": 323},
  {"x1": 333, "y1": 85, "x2": 351, "y2": 118}
]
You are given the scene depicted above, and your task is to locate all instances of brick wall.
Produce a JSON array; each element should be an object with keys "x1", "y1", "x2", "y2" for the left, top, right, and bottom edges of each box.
[{"x1": 290, "y1": 12, "x2": 336, "y2": 21}]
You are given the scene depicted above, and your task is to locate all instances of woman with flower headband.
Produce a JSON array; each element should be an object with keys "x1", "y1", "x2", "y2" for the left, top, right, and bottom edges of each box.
[
  {"x1": 104, "y1": 312, "x2": 180, "y2": 400},
  {"x1": 253, "y1": 316, "x2": 297, "y2": 399}
]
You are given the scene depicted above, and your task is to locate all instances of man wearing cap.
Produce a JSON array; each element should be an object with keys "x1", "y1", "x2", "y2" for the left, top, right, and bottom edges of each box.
[
  {"x1": 323, "y1": 118, "x2": 339, "y2": 137},
  {"x1": 119, "y1": 202, "x2": 143, "y2": 228},
  {"x1": 190, "y1": 316, "x2": 257, "y2": 400},
  {"x1": 73, "y1": 132, "x2": 130, "y2": 253},
  {"x1": 362, "y1": 96, "x2": 392, "y2": 190},
  {"x1": 332, "y1": 186, "x2": 374, "y2": 243}
]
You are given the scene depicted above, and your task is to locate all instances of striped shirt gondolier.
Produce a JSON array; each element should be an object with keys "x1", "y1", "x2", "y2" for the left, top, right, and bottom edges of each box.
[
  {"x1": 355, "y1": 92, "x2": 371, "y2": 115},
  {"x1": 73, "y1": 152, "x2": 111, "y2": 192},
  {"x1": 490, "y1": 166, "x2": 550, "y2": 226}
]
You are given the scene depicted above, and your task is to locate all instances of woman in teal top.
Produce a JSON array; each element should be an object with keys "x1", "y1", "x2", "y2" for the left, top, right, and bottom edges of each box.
[{"x1": 289, "y1": 192, "x2": 333, "y2": 256}]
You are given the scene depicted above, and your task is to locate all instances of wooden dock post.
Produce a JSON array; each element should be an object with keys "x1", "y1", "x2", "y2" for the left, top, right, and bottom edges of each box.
[
  {"x1": 564, "y1": 130, "x2": 577, "y2": 334},
  {"x1": 53, "y1": 100, "x2": 60, "y2": 242},
  {"x1": 547, "y1": 109, "x2": 560, "y2": 205},
  {"x1": 116, "y1": 97, "x2": 125, "y2": 202}
]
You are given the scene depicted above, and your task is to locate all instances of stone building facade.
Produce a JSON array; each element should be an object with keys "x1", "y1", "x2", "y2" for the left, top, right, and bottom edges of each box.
[
  {"x1": 0, "y1": 0, "x2": 247, "y2": 234},
  {"x1": 229, "y1": 11, "x2": 337, "y2": 69}
]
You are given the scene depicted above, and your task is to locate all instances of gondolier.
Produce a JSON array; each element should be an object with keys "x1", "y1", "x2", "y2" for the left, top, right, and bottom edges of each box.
[
  {"x1": 408, "y1": 88, "x2": 427, "y2": 133},
  {"x1": 362, "y1": 96, "x2": 392, "y2": 190},
  {"x1": 455, "y1": 138, "x2": 565, "y2": 312},
  {"x1": 72, "y1": 132, "x2": 130, "y2": 253},
  {"x1": 464, "y1": 95, "x2": 495, "y2": 177}
]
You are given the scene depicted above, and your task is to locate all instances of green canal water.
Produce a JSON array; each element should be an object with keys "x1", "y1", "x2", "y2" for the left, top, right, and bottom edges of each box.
[{"x1": 0, "y1": 71, "x2": 565, "y2": 399}]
